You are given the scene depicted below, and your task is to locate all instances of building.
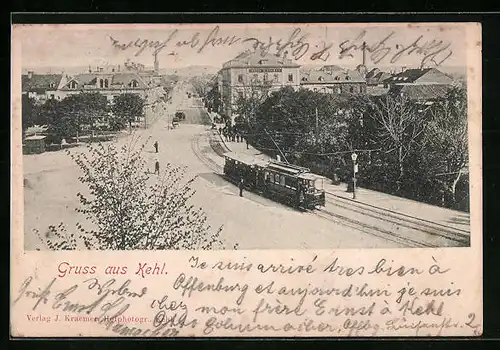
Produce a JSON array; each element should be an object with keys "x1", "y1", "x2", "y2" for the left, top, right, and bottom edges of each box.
[
  {"x1": 384, "y1": 68, "x2": 455, "y2": 103},
  {"x1": 57, "y1": 56, "x2": 169, "y2": 124},
  {"x1": 300, "y1": 66, "x2": 367, "y2": 94},
  {"x1": 364, "y1": 67, "x2": 394, "y2": 96},
  {"x1": 218, "y1": 50, "x2": 301, "y2": 118},
  {"x1": 21, "y1": 72, "x2": 68, "y2": 102}
]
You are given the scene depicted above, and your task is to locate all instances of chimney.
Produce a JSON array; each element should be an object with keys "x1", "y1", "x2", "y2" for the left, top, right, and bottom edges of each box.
[
  {"x1": 154, "y1": 52, "x2": 159, "y2": 73},
  {"x1": 27, "y1": 71, "x2": 34, "y2": 79},
  {"x1": 401, "y1": 66, "x2": 406, "y2": 73},
  {"x1": 362, "y1": 41, "x2": 366, "y2": 66}
]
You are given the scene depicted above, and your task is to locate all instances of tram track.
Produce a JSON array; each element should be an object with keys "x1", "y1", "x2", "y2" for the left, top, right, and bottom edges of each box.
[
  {"x1": 314, "y1": 208, "x2": 431, "y2": 248},
  {"x1": 191, "y1": 130, "x2": 468, "y2": 248},
  {"x1": 324, "y1": 192, "x2": 470, "y2": 246}
]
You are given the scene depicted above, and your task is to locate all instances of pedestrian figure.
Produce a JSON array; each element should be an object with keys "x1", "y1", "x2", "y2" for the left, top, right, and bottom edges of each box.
[
  {"x1": 154, "y1": 141, "x2": 159, "y2": 153},
  {"x1": 239, "y1": 178, "x2": 244, "y2": 197},
  {"x1": 154, "y1": 160, "x2": 160, "y2": 175},
  {"x1": 245, "y1": 136, "x2": 249, "y2": 149},
  {"x1": 236, "y1": 134, "x2": 240, "y2": 142}
]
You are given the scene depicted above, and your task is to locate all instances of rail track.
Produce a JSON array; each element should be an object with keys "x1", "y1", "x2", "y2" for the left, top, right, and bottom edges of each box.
[
  {"x1": 191, "y1": 131, "x2": 469, "y2": 248},
  {"x1": 324, "y1": 193, "x2": 470, "y2": 246}
]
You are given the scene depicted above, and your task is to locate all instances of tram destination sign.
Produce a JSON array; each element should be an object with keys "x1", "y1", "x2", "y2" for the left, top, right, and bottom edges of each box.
[{"x1": 248, "y1": 68, "x2": 283, "y2": 73}]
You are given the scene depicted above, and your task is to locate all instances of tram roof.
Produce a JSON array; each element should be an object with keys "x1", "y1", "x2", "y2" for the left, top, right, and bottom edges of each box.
[
  {"x1": 297, "y1": 173, "x2": 326, "y2": 180},
  {"x1": 267, "y1": 161, "x2": 311, "y2": 175},
  {"x1": 224, "y1": 152, "x2": 269, "y2": 167}
]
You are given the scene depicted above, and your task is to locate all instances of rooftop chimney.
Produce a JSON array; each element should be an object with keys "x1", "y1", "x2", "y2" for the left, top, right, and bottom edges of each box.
[
  {"x1": 154, "y1": 52, "x2": 159, "y2": 73},
  {"x1": 27, "y1": 71, "x2": 34, "y2": 79},
  {"x1": 362, "y1": 41, "x2": 366, "y2": 66}
]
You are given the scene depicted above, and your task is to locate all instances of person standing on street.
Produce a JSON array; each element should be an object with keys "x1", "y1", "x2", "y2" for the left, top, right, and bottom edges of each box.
[
  {"x1": 154, "y1": 160, "x2": 160, "y2": 175},
  {"x1": 154, "y1": 141, "x2": 159, "y2": 153},
  {"x1": 239, "y1": 178, "x2": 244, "y2": 197}
]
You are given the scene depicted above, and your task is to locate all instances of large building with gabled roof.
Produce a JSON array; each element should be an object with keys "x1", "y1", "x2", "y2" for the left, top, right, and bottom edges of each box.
[
  {"x1": 21, "y1": 72, "x2": 68, "y2": 102},
  {"x1": 218, "y1": 50, "x2": 301, "y2": 117}
]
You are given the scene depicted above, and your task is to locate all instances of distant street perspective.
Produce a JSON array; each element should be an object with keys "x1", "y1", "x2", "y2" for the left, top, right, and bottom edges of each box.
[{"x1": 21, "y1": 26, "x2": 471, "y2": 251}]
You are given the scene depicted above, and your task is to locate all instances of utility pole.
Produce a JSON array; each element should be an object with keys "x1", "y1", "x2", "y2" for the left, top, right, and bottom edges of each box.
[
  {"x1": 264, "y1": 128, "x2": 289, "y2": 164},
  {"x1": 315, "y1": 107, "x2": 319, "y2": 141}
]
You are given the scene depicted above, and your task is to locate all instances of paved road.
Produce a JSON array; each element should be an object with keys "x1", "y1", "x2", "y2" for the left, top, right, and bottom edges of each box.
[{"x1": 24, "y1": 81, "x2": 408, "y2": 250}]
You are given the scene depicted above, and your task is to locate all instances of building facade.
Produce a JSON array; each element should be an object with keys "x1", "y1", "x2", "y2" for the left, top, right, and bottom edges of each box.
[
  {"x1": 21, "y1": 72, "x2": 69, "y2": 103},
  {"x1": 300, "y1": 66, "x2": 367, "y2": 94},
  {"x1": 218, "y1": 51, "x2": 301, "y2": 118},
  {"x1": 384, "y1": 68, "x2": 455, "y2": 103}
]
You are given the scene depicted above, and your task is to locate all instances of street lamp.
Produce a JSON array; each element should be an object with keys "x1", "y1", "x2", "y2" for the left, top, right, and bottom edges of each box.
[{"x1": 351, "y1": 152, "x2": 358, "y2": 199}]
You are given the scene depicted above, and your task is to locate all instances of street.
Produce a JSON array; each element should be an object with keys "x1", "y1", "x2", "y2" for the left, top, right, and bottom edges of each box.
[{"x1": 23, "y1": 81, "x2": 468, "y2": 250}]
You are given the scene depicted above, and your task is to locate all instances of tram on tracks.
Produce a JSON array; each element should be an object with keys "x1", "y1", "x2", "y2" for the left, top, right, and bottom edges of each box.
[{"x1": 223, "y1": 152, "x2": 326, "y2": 210}]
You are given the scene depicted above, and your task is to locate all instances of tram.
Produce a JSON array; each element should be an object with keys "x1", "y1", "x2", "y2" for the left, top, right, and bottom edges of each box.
[{"x1": 223, "y1": 152, "x2": 326, "y2": 210}]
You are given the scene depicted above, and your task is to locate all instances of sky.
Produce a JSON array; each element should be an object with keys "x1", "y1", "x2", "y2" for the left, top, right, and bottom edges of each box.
[{"x1": 14, "y1": 23, "x2": 469, "y2": 73}]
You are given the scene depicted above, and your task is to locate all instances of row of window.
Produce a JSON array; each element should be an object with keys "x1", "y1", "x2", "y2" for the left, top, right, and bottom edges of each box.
[
  {"x1": 266, "y1": 171, "x2": 298, "y2": 190},
  {"x1": 313, "y1": 86, "x2": 359, "y2": 93},
  {"x1": 238, "y1": 73, "x2": 294, "y2": 83},
  {"x1": 68, "y1": 79, "x2": 140, "y2": 89}
]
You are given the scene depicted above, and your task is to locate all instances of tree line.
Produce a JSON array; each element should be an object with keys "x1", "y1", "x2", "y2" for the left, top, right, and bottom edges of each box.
[
  {"x1": 230, "y1": 86, "x2": 469, "y2": 212},
  {"x1": 22, "y1": 92, "x2": 145, "y2": 143}
]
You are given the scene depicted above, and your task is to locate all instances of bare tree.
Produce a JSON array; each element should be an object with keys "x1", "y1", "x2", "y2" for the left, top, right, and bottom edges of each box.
[
  {"x1": 35, "y1": 136, "x2": 224, "y2": 250},
  {"x1": 367, "y1": 93, "x2": 427, "y2": 192},
  {"x1": 423, "y1": 87, "x2": 468, "y2": 205}
]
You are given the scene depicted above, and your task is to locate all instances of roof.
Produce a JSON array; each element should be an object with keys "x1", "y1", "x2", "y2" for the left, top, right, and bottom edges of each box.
[
  {"x1": 24, "y1": 135, "x2": 47, "y2": 141},
  {"x1": 300, "y1": 69, "x2": 366, "y2": 84},
  {"x1": 297, "y1": 173, "x2": 326, "y2": 180},
  {"x1": 389, "y1": 84, "x2": 451, "y2": 101},
  {"x1": 61, "y1": 72, "x2": 149, "y2": 90},
  {"x1": 224, "y1": 152, "x2": 269, "y2": 167},
  {"x1": 22, "y1": 74, "x2": 63, "y2": 93},
  {"x1": 366, "y1": 71, "x2": 393, "y2": 85},
  {"x1": 383, "y1": 68, "x2": 453, "y2": 85},
  {"x1": 222, "y1": 50, "x2": 300, "y2": 69},
  {"x1": 267, "y1": 161, "x2": 311, "y2": 175}
]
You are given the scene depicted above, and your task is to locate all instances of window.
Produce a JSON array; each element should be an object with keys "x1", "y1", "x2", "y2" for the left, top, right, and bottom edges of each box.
[
  {"x1": 129, "y1": 80, "x2": 139, "y2": 88},
  {"x1": 337, "y1": 87, "x2": 341, "y2": 94},
  {"x1": 275, "y1": 174, "x2": 280, "y2": 184},
  {"x1": 273, "y1": 74, "x2": 279, "y2": 82},
  {"x1": 69, "y1": 81, "x2": 78, "y2": 89},
  {"x1": 253, "y1": 74, "x2": 258, "y2": 81},
  {"x1": 99, "y1": 79, "x2": 104, "y2": 88},
  {"x1": 238, "y1": 74, "x2": 244, "y2": 83},
  {"x1": 288, "y1": 73, "x2": 294, "y2": 82},
  {"x1": 269, "y1": 173, "x2": 274, "y2": 183},
  {"x1": 50, "y1": 94, "x2": 55, "y2": 99},
  {"x1": 334, "y1": 76, "x2": 340, "y2": 81},
  {"x1": 263, "y1": 73, "x2": 268, "y2": 81},
  {"x1": 104, "y1": 79, "x2": 109, "y2": 88},
  {"x1": 318, "y1": 76, "x2": 323, "y2": 81},
  {"x1": 345, "y1": 76, "x2": 351, "y2": 81},
  {"x1": 314, "y1": 88, "x2": 318, "y2": 92},
  {"x1": 280, "y1": 175, "x2": 286, "y2": 186}
]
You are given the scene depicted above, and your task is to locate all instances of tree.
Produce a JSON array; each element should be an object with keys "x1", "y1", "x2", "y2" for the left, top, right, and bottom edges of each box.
[
  {"x1": 22, "y1": 95, "x2": 37, "y2": 131},
  {"x1": 233, "y1": 78, "x2": 274, "y2": 132},
  {"x1": 35, "y1": 136, "x2": 224, "y2": 250},
  {"x1": 112, "y1": 93, "x2": 145, "y2": 131},
  {"x1": 41, "y1": 99, "x2": 78, "y2": 143},
  {"x1": 362, "y1": 93, "x2": 427, "y2": 193},
  {"x1": 420, "y1": 87, "x2": 469, "y2": 207}
]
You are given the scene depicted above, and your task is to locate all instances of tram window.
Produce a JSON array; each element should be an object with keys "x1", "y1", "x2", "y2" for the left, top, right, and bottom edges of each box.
[
  {"x1": 280, "y1": 175, "x2": 286, "y2": 186},
  {"x1": 269, "y1": 173, "x2": 274, "y2": 183}
]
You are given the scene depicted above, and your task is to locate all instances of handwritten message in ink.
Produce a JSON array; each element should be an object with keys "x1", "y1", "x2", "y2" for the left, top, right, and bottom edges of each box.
[
  {"x1": 108, "y1": 26, "x2": 454, "y2": 69},
  {"x1": 11, "y1": 254, "x2": 482, "y2": 337}
]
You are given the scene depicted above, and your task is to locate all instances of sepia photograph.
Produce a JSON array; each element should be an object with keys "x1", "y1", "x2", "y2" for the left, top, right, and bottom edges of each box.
[
  {"x1": 19, "y1": 24, "x2": 471, "y2": 251},
  {"x1": 11, "y1": 21, "x2": 483, "y2": 339}
]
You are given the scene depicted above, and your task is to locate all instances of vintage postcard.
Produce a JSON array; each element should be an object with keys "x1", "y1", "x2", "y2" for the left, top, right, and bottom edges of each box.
[{"x1": 11, "y1": 22, "x2": 482, "y2": 337}]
